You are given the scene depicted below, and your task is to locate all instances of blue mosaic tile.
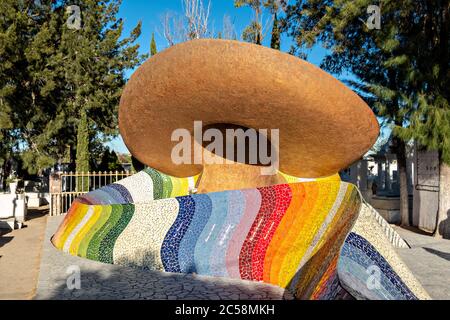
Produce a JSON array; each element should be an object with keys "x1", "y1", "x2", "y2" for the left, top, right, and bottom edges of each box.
[
  {"x1": 341, "y1": 232, "x2": 417, "y2": 300},
  {"x1": 161, "y1": 196, "x2": 196, "y2": 272},
  {"x1": 194, "y1": 192, "x2": 229, "y2": 276},
  {"x1": 102, "y1": 185, "x2": 129, "y2": 204},
  {"x1": 178, "y1": 194, "x2": 212, "y2": 273},
  {"x1": 108, "y1": 183, "x2": 134, "y2": 204},
  {"x1": 209, "y1": 190, "x2": 246, "y2": 277}
]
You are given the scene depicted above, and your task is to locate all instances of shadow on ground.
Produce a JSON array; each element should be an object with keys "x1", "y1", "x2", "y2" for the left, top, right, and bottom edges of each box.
[
  {"x1": 0, "y1": 207, "x2": 48, "y2": 248},
  {"x1": 423, "y1": 247, "x2": 450, "y2": 262},
  {"x1": 26, "y1": 207, "x2": 49, "y2": 222},
  {"x1": 0, "y1": 236, "x2": 14, "y2": 249},
  {"x1": 36, "y1": 215, "x2": 294, "y2": 300},
  {"x1": 37, "y1": 263, "x2": 294, "y2": 300}
]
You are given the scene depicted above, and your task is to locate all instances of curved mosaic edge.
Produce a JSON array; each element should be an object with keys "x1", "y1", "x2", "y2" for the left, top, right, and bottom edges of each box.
[
  {"x1": 338, "y1": 203, "x2": 430, "y2": 300},
  {"x1": 52, "y1": 169, "x2": 428, "y2": 300},
  {"x1": 76, "y1": 168, "x2": 199, "y2": 205},
  {"x1": 361, "y1": 200, "x2": 409, "y2": 248},
  {"x1": 282, "y1": 172, "x2": 409, "y2": 249},
  {"x1": 53, "y1": 179, "x2": 361, "y2": 299}
]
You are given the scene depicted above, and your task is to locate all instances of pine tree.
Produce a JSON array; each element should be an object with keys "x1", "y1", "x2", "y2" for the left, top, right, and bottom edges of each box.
[
  {"x1": 0, "y1": 0, "x2": 147, "y2": 178},
  {"x1": 57, "y1": 0, "x2": 147, "y2": 166},
  {"x1": 284, "y1": 0, "x2": 449, "y2": 231},
  {"x1": 150, "y1": 32, "x2": 158, "y2": 56},
  {"x1": 76, "y1": 109, "x2": 89, "y2": 191},
  {"x1": 0, "y1": 0, "x2": 57, "y2": 180}
]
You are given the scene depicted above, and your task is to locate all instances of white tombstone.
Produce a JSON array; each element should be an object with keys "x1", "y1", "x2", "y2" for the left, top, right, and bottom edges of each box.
[{"x1": 0, "y1": 183, "x2": 27, "y2": 229}]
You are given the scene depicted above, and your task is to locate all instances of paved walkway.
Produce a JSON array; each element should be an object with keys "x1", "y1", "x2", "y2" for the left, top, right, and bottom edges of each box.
[
  {"x1": 0, "y1": 209, "x2": 48, "y2": 300},
  {"x1": 393, "y1": 226, "x2": 450, "y2": 300},
  {"x1": 3, "y1": 210, "x2": 449, "y2": 300},
  {"x1": 35, "y1": 215, "x2": 292, "y2": 300}
]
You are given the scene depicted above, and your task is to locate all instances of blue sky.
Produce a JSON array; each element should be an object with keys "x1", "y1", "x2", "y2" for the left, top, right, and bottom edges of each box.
[
  {"x1": 107, "y1": 0, "x2": 378, "y2": 154},
  {"x1": 116, "y1": 0, "x2": 329, "y2": 64}
]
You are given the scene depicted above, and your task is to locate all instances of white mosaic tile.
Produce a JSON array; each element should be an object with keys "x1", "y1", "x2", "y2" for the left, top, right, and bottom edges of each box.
[
  {"x1": 116, "y1": 171, "x2": 154, "y2": 203},
  {"x1": 113, "y1": 199, "x2": 180, "y2": 270}
]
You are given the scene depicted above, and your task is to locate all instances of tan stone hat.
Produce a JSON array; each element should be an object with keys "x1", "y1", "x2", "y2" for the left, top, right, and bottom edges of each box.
[{"x1": 119, "y1": 39, "x2": 379, "y2": 180}]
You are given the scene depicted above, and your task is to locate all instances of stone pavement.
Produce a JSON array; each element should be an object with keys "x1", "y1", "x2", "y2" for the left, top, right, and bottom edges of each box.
[
  {"x1": 0, "y1": 208, "x2": 48, "y2": 300},
  {"x1": 35, "y1": 215, "x2": 292, "y2": 300},
  {"x1": 393, "y1": 226, "x2": 450, "y2": 300}
]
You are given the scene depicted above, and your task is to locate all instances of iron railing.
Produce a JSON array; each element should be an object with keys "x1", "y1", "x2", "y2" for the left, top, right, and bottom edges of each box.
[{"x1": 49, "y1": 171, "x2": 134, "y2": 216}]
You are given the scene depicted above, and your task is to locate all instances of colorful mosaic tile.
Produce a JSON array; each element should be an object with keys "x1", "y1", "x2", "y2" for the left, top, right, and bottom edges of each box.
[
  {"x1": 338, "y1": 203, "x2": 430, "y2": 300},
  {"x1": 51, "y1": 168, "x2": 429, "y2": 300}
]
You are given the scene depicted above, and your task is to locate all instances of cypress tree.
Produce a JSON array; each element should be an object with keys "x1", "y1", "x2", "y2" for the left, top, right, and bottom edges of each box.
[
  {"x1": 150, "y1": 32, "x2": 158, "y2": 56},
  {"x1": 270, "y1": 13, "x2": 281, "y2": 50},
  {"x1": 76, "y1": 109, "x2": 89, "y2": 191}
]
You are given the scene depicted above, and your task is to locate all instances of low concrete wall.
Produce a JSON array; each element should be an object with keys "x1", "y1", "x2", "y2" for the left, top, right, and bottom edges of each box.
[{"x1": 368, "y1": 195, "x2": 413, "y2": 224}]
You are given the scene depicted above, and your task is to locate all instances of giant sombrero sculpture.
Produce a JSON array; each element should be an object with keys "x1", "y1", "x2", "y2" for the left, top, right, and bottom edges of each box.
[{"x1": 52, "y1": 40, "x2": 429, "y2": 300}]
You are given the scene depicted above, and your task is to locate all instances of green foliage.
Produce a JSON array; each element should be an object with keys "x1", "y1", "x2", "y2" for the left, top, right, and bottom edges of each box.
[
  {"x1": 131, "y1": 155, "x2": 146, "y2": 172},
  {"x1": 398, "y1": 95, "x2": 450, "y2": 164},
  {"x1": 242, "y1": 21, "x2": 263, "y2": 44},
  {"x1": 150, "y1": 32, "x2": 157, "y2": 56},
  {"x1": 284, "y1": 0, "x2": 450, "y2": 163},
  {"x1": 235, "y1": 0, "x2": 281, "y2": 45},
  {"x1": 270, "y1": 13, "x2": 281, "y2": 50},
  {"x1": 76, "y1": 110, "x2": 89, "y2": 173},
  {"x1": 98, "y1": 148, "x2": 123, "y2": 172},
  {"x1": 234, "y1": 0, "x2": 263, "y2": 11},
  {"x1": 0, "y1": 0, "x2": 147, "y2": 178},
  {"x1": 76, "y1": 109, "x2": 89, "y2": 191}
]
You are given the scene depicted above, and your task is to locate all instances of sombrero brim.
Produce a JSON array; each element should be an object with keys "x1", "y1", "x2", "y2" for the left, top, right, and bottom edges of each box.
[{"x1": 119, "y1": 39, "x2": 379, "y2": 178}]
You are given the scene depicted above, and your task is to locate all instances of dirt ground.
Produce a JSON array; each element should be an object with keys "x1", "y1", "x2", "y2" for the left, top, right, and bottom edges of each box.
[{"x1": 0, "y1": 208, "x2": 48, "y2": 300}]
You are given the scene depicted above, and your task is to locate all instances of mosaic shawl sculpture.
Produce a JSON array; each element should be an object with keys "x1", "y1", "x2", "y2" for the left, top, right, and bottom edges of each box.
[{"x1": 52, "y1": 40, "x2": 429, "y2": 300}]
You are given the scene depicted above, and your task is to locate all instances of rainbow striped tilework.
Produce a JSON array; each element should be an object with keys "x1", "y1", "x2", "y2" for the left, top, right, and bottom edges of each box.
[
  {"x1": 51, "y1": 168, "x2": 429, "y2": 300},
  {"x1": 75, "y1": 168, "x2": 199, "y2": 205}
]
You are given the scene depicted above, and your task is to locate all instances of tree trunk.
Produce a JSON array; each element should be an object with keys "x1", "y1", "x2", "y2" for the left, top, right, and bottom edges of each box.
[
  {"x1": 436, "y1": 161, "x2": 450, "y2": 239},
  {"x1": 1, "y1": 158, "x2": 11, "y2": 191},
  {"x1": 1, "y1": 161, "x2": 6, "y2": 191},
  {"x1": 394, "y1": 137, "x2": 410, "y2": 226}
]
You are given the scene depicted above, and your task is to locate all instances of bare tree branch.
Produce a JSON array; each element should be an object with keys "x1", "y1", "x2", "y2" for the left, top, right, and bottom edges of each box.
[
  {"x1": 182, "y1": 0, "x2": 212, "y2": 40},
  {"x1": 222, "y1": 14, "x2": 237, "y2": 39},
  {"x1": 161, "y1": 12, "x2": 175, "y2": 47},
  {"x1": 159, "y1": 0, "x2": 212, "y2": 47}
]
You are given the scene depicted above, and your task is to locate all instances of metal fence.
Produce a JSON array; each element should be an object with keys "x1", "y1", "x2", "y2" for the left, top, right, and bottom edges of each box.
[{"x1": 49, "y1": 171, "x2": 134, "y2": 216}]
